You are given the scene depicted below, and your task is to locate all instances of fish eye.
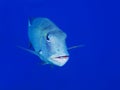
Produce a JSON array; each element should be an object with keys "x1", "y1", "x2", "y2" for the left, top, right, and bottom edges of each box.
[{"x1": 46, "y1": 33, "x2": 51, "y2": 42}]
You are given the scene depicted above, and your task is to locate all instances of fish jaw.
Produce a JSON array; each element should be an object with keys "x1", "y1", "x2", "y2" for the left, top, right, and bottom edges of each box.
[{"x1": 49, "y1": 55, "x2": 69, "y2": 67}]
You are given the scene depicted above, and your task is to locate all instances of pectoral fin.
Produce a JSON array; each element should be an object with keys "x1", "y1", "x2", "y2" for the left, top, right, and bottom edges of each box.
[
  {"x1": 17, "y1": 46, "x2": 39, "y2": 56},
  {"x1": 68, "y1": 44, "x2": 85, "y2": 50}
]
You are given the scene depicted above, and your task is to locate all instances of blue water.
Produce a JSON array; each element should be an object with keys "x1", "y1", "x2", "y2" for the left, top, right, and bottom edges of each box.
[{"x1": 0, "y1": 0, "x2": 120, "y2": 90}]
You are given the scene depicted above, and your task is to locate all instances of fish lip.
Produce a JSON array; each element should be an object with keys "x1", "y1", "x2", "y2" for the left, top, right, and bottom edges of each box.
[
  {"x1": 49, "y1": 55, "x2": 69, "y2": 66},
  {"x1": 54, "y1": 55, "x2": 69, "y2": 59},
  {"x1": 51, "y1": 55, "x2": 69, "y2": 60}
]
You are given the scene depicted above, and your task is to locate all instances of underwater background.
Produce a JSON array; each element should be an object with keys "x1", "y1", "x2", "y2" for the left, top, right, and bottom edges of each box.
[{"x1": 0, "y1": 0, "x2": 120, "y2": 90}]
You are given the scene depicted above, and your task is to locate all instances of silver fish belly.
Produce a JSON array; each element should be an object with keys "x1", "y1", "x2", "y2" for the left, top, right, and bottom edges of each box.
[{"x1": 28, "y1": 18, "x2": 69, "y2": 67}]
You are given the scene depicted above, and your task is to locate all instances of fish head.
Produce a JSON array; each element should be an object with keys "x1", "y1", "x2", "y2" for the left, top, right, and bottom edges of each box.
[{"x1": 40, "y1": 30, "x2": 69, "y2": 67}]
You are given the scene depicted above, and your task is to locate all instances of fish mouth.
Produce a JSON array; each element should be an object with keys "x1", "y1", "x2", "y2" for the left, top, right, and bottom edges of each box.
[
  {"x1": 54, "y1": 56, "x2": 69, "y2": 59},
  {"x1": 50, "y1": 55, "x2": 69, "y2": 66}
]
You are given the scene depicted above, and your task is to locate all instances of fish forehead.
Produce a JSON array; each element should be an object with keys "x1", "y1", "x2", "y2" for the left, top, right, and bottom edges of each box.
[
  {"x1": 47, "y1": 30, "x2": 67, "y2": 40},
  {"x1": 32, "y1": 18, "x2": 51, "y2": 25},
  {"x1": 32, "y1": 18, "x2": 56, "y2": 30}
]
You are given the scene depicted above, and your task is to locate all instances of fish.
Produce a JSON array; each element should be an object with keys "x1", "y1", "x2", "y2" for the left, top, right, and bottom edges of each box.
[{"x1": 18, "y1": 18, "x2": 82, "y2": 67}]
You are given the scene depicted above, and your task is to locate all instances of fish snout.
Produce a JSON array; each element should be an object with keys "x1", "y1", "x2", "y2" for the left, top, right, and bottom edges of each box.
[{"x1": 49, "y1": 55, "x2": 69, "y2": 67}]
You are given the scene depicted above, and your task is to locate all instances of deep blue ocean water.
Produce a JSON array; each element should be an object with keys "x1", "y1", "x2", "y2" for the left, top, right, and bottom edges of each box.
[{"x1": 0, "y1": 0, "x2": 120, "y2": 90}]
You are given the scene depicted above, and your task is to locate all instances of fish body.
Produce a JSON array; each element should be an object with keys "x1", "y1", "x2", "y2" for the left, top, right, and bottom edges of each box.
[{"x1": 28, "y1": 18, "x2": 69, "y2": 67}]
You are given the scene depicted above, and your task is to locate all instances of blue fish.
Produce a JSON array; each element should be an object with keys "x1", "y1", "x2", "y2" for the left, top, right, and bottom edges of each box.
[{"x1": 19, "y1": 18, "x2": 83, "y2": 67}]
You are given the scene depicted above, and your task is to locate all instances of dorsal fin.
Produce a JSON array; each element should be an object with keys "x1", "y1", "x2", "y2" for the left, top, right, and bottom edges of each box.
[{"x1": 28, "y1": 17, "x2": 36, "y2": 27}]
